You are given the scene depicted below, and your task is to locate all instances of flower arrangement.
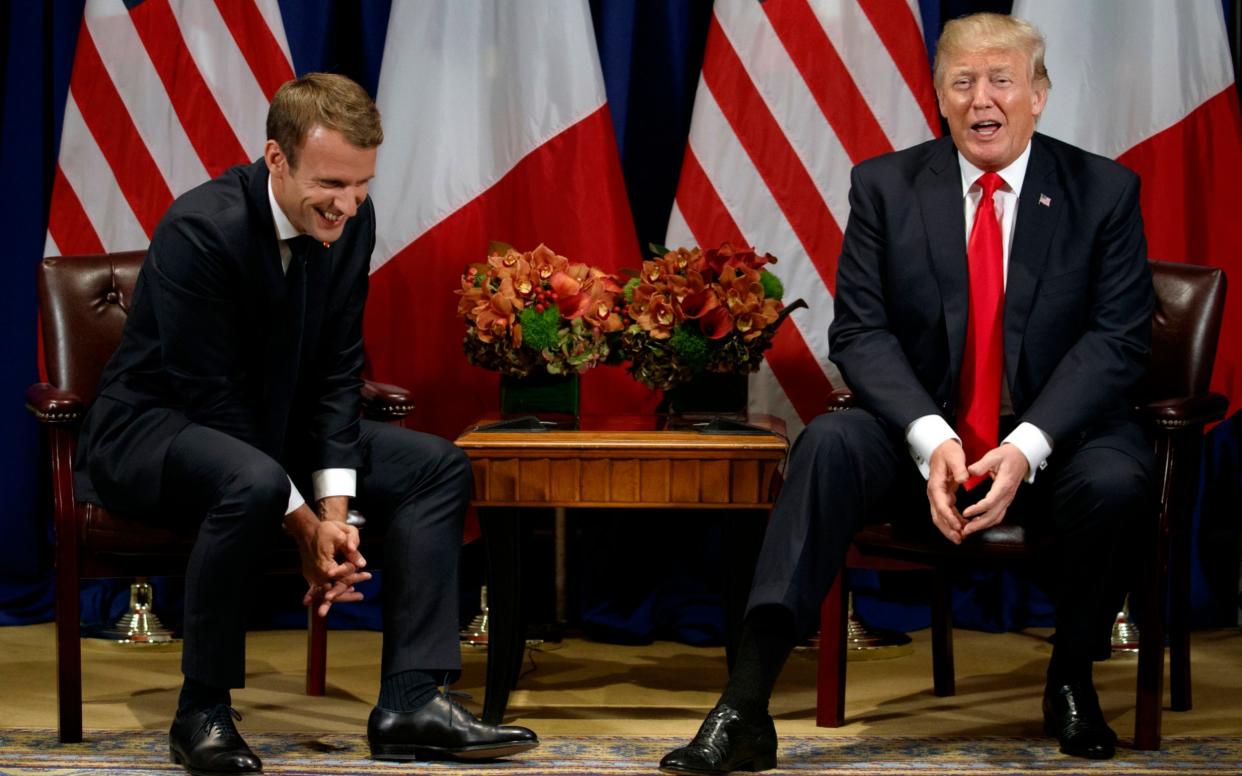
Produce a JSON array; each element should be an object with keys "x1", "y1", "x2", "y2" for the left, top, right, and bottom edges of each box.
[
  {"x1": 456, "y1": 243, "x2": 624, "y2": 377},
  {"x1": 619, "y1": 243, "x2": 805, "y2": 391}
]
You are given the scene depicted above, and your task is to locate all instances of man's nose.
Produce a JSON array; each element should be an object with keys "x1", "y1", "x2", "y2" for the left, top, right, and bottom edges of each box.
[
  {"x1": 970, "y1": 81, "x2": 994, "y2": 108},
  {"x1": 336, "y1": 190, "x2": 360, "y2": 218}
]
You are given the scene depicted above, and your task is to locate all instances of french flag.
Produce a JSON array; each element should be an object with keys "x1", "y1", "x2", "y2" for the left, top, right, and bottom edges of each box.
[
  {"x1": 365, "y1": 0, "x2": 658, "y2": 443},
  {"x1": 1014, "y1": 0, "x2": 1242, "y2": 416}
]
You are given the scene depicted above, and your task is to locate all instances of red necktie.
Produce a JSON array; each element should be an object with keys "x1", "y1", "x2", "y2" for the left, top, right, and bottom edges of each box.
[{"x1": 959, "y1": 171, "x2": 1004, "y2": 490}]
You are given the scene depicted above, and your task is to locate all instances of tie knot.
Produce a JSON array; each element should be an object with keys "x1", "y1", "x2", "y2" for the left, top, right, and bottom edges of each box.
[{"x1": 976, "y1": 171, "x2": 1003, "y2": 200}]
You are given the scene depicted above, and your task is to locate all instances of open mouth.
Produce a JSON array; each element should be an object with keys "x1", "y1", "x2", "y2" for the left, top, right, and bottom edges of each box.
[
  {"x1": 316, "y1": 208, "x2": 345, "y2": 228},
  {"x1": 971, "y1": 120, "x2": 1001, "y2": 138}
]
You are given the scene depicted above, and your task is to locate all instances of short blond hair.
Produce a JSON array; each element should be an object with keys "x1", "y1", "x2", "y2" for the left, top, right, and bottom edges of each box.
[
  {"x1": 934, "y1": 13, "x2": 1050, "y2": 92},
  {"x1": 266, "y1": 73, "x2": 383, "y2": 169}
]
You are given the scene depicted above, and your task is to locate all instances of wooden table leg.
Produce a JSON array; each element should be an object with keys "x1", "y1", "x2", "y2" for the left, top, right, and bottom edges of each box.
[
  {"x1": 722, "y1": 508, "x2": 769, "y2": 673},
  {"x1": 480, "y1": 506, "x2": 524, "y2": 725}
]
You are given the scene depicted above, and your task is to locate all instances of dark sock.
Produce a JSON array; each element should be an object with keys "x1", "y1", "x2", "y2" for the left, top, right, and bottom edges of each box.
[
  {"x1": 177, "y1": 677, "x2": 231, "y2": 717},
  {"x1": 378, "y1": 670, "x2": 441, "y2": 712},
  {"x1": 1047, "y1": 646, "x2": 1093, "y2": 687},
  {"x1": 719, "y1": 605, "x2": 798, "y2": 719}
]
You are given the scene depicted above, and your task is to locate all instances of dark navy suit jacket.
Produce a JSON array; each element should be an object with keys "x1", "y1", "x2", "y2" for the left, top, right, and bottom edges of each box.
[
  {"x1": 75, "y1": 159, "x2": 374, "y2": 515},
  {"x1": 828, "y1": 133, "x2": 1153, "y2": 461}
]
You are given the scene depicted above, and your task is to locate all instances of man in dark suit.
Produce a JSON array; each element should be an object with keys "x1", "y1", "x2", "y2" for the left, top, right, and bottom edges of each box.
[
  {"x1": 76, "y1": 73, "x2": 537, "y2": 775},
  {"x1": 660, "y1": 13, "x2": 1153, "y2": 773}
]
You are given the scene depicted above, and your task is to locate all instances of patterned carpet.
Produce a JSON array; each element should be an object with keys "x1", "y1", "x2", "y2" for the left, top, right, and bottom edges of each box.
[{"x1": 1, "y1": 730, "x2": 1240, "y2": 775}]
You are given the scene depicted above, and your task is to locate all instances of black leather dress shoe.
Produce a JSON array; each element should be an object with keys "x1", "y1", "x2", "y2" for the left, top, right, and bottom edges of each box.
[
  {"x1": 367, "y1": 693, "x2": 539, "y2": 761},
  {"x1": 659, "y1": 703, "x2": 777, "y2": 775},
  {"x1": 169, "y1": 705, "x2": 262, "y2": 775},
  {"x1": 1043, "y1": 681, "x2": 1117, "y2": 759}
]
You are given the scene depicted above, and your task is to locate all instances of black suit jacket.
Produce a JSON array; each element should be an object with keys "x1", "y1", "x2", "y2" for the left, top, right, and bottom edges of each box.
[
  {"x1": 76, "y1": 159, "x2": 374, "y2": 514},
  {"x1": 828, "y1": 133, "x2": 1153, "y2": 457}
]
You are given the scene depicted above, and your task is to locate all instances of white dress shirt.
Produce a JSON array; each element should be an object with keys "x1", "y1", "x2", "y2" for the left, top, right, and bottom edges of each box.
[
  {"x1": 904, "y1": 141, "x2": 1054, "y2": 483},
  {"x1": 267, "y1": 179, "x2": 357, "y2": 515}
]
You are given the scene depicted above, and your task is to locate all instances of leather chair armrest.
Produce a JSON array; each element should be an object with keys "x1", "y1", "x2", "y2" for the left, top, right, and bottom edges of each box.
[
  {"x1": 1137, "y1": 393, "x2": 1229, "y2": 431},
  {"x1": 827, "y1": 387, "x2": 856, "y2": 412},
  {"x1": 25, "y1": 383, "x2": 84, "y2": 424},
  {"x1": 362, "y1": 379, "x2": 415, "y2": 422}
]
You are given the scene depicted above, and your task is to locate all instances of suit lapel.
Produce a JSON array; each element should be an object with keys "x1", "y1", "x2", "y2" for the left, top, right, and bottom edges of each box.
[
  {"x1": 917, "y1": 139, "x2": 970, "y2": 386},
  {"x1": 1004, "y1": 135, "x2": 1063, "y2": 401},
  {"x1": 245, "y1": 160, "x2": 289, "y2": 306}
]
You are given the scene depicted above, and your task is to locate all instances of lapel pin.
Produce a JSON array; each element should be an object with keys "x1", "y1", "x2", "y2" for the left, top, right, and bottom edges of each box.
[{"x1": 1038, "y1": 193, "x2": 1052, "y2": 207}]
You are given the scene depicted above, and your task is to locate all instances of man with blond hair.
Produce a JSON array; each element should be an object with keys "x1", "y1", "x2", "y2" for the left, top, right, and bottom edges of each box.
[
  {"x1": 77, "y1": 73, "x2": 538, "y2": 775},
  {"x1": 660, "y1": 13, "x2": 1152, "y2": 772}
]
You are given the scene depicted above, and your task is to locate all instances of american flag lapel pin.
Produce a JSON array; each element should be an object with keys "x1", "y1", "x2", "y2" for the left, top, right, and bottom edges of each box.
[{"x1": 1039, "y1": 193, "x2": 1052, "y2": 207}]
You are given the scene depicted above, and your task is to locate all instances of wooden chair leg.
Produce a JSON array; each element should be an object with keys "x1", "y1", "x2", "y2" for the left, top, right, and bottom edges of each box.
[
  {"x1": 931, "y1": 569, "x2": 955, "y2": 697},
  {"x1": 55, "y1": 562, "x2": 83, "y2": 743},
  {"x1": 816, "y1": 570, "x2": 848, "y2": 727},
  {"x1": 1168, "y1": 435, "x2": 1196, "y2": 712},
  {"x1": 306, "y1": 608, "x2": 327, "y2": 696}
]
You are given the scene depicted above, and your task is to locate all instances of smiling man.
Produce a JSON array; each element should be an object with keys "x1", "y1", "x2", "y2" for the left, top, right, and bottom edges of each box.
[
  {"x1": 75, "y1": 73, "x2": 538, "y2": 775},
  {"x1": 660, "y1": 13, "x2": 1154, "y2": 773}
]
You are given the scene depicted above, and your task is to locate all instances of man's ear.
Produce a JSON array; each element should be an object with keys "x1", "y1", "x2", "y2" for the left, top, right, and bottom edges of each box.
[{"x1": 263, "y1": 139, "x2": 286, "y2": 176}]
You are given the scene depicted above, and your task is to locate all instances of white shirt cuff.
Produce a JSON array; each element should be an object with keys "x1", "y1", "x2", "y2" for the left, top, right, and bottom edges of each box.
[
  {"x1": 286, "y1": 477, "x2": 306, "y2": 515},
  {"x1": 1002, "y1": 422, "x2": 1053, "y2": 484},
  {"x1": 905, "y1": 415, "x2": 959, "y2": 480},
  {"x1": 312, "y1": 468, "x2": 357, "y2": 502}
]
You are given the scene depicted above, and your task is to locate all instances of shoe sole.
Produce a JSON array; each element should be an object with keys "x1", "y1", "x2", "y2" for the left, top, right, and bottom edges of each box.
[
  {"x1": 370, "y1": 739, "x2": 539, "y2": 762},
  {"x1": 1042, "y1": 721, "x2": 1115, "y2": 760},
  {"x1": 170, "y1": 746, "x2": 264, "y2": 775},
  {"x1": 659, "y1": 754, "x2": 778, "y2": 775}
]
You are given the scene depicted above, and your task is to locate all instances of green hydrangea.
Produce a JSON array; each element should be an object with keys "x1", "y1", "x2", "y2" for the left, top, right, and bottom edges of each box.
[
  {"x1": 758, "y1": 269, "x2": 784, "y2": 301},
  {"x1": 669, "y1": 324, "x2": 711, "y2": 371},
  {"x1": 520, "y1": 306, "x2": 562, "y2": 351}
]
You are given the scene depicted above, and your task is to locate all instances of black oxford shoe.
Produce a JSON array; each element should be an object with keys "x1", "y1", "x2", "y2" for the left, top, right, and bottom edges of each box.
[
  {"x1": 169, "y1": 705, "x2": 262, "y2": 776},
  {"x1": 367, "y1": 693, "x2": 539, "y2": 761},
  {"x1": 1043, "y1": 681, "x2": 1117, "y2": 759},
  {"x1": 659, "y1": 703, "x2": 777, "y2": 775}
]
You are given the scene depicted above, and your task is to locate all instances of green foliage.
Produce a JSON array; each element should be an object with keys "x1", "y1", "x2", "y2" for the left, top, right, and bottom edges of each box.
[
  {"x1": 669, "y1": 325, "x2": 711, "y2": 371},
  {"x1": 622, "y1": 277, "x2": 641, "y2": 304},
  {"x1": 758, "y1": 269, "x2": 784, "y2": 301},
  {"x1": 519, "y1": 306, "x2": 562, "y2": 351}
]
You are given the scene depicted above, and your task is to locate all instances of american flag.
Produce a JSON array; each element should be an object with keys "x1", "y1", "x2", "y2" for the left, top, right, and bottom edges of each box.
[
  {"x1": 45, "y1": 0, "x2": 293, "y2": 258},
  {"x1": 665, "y1": 0, "x2": 940, "y2": 437}
]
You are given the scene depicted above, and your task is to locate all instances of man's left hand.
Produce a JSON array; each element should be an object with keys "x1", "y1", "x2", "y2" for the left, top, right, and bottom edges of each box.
[{"x1": 960, "y1": 443, "x2": 1029, "y2": 537}]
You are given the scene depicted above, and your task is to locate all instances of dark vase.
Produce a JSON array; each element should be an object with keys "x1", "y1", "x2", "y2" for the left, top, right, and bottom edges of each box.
[
  {"x1": 499, "y1": 371, "x2": 580, "y2": 418},
  {"x1": 663, "y1": 371, "x2": 749, "y2": 419}
]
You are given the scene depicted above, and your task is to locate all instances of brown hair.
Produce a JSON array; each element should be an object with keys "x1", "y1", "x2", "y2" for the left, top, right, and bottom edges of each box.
[
  {"x1": 934, "y1": 13, "x2": 1051, "y2": 92},
  {"x1": 266, "y1": 72, "x2": 383, "y2": 168}
]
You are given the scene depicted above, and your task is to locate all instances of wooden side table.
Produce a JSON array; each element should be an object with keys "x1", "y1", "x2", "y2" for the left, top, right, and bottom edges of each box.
[{"x1": 455, "y1": 416, "x2": 788, "y2": 723}]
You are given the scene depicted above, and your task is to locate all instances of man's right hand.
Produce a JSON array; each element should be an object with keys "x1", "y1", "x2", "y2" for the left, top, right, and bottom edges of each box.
[
  {"x1": 927, "y1": 439, "x2": 969, "y2": 544},
  {"x1": 283, "y1": 504, "x2": 371, "y2": 617}
]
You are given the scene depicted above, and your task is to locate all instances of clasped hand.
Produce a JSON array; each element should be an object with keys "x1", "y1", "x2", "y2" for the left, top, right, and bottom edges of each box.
[
  {"x1": 926, "y1": 439, "x2": 1029, "y2": 544},
  {"x1": 284, "y1": 503, "x2": 371, "y2": 617}
]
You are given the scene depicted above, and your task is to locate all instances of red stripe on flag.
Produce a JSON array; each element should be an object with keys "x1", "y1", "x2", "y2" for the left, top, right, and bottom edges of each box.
[
  {"x1": 674, "y1": 148, "x2": 834, "y2": 423},
  {"x1": 213, "y1": 0, "x2": 295, "y2": 100},
  {"x1": 702, "y1": 15, "x2": 842, "y2": 295},
  {"x1": 70, "y1": 26, "x2": 172, "y2": 238},
  {"x1": 129, "y1": 0, "x2": 250, "y2": 177},
  {"x1": 47, "y1": 166, "x2": 105, "y2": 256},
  {"x1": 762, "y1": 0, "x2": 892, "y2": 164},
  {"x1": 1118, "y1": 85, "x2": 1242, "y2": 412},
  {"x1": 857, "y1": 0, "x2": 942, "y2": 137},
  {"x1": 365, "y1": 106, "x2": 656, "y2": 444}
]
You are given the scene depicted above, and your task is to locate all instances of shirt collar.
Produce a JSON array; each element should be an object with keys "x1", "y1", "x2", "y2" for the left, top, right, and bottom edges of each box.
[
  {"x1": 957, "y1": 138, "x2": 1033, "y2": 198},
  {"x1": 267, "y1": 174, "x2": 302, "y2": 242}
]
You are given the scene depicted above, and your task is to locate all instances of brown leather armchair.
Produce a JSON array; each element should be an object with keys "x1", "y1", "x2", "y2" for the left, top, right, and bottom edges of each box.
[
  {"x1": 25, "y1": 251, "x2": 415, "y2": 743},
  {"x1": 814, "y1": 260, "x2": 1228, "y2": 751}
]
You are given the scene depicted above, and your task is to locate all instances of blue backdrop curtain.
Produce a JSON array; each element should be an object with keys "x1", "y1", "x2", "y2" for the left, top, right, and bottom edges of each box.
[{"x1": 2, "y1": 0, "x2": 1238, "y2": 637}]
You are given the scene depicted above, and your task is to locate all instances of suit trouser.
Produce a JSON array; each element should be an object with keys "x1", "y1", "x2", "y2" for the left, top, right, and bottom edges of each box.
[
  {"x1": 163, "y1": 419, "x2": 470, "y2": 688},
  {"x1": 747, "y1": 407, "x2": 1153, "y2": 663}
]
